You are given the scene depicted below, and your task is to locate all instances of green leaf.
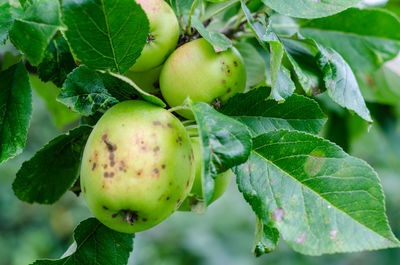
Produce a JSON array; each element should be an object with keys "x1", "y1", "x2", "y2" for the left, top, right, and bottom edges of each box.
[
  {"x1": 0, "y1": 61, "x2": 31, "y2": 163},
  {"x1": 191, "y1": 16, "x2": 232, "y2": 52},
  {"x1": 58, "y1": 66, "x2": 165, "y2": 116},
  {"x1": 235, "y1": 130, "x2": 400, "y2": 255},
  {"x1": 219, "y1": 87, "x2": 327, "y2": 136},
  {"x1": 234, "y1": 41, "x2": 266, "y2": 88},
  {"x1": 30, "y1": 74, "x2": 79, "y2": 129},
  {"x1": 37, "y1": 37, "x2": 77, "y2": 87},
  {"x1": 268, "y1": 40, "x2": 287, "y2": 101},
  {"x1": 241, "y1": 1, "x2": 295, "y2": 101},
  {"x1": 281, "y1": 37, "x2": 322, "y2": 95},
  {"x1": 0, "y1": 0, "x2": 13, "y2": 44},
  {"x1": 13, "y1": 125, "x2": 92, "y2": 204},
  {"x1": 261, "y1": 0, "x2": 361, "y2": 19},
  {"x1": 105, "y1": 72, "x2": 166, "y2": 107},
  {"x1": 58, "y1": 66, "x2": 119, "y2": 116},
  {"x1": 32, "y1": 218, "x2": 134, "y2": 264},
  {"x1": 62, "y1": 0, "x2": 149, "y2": 73},
  {"x1": 385, "y1": 0, "x2": 400, "y2": 17},
  {"x1": 357, "y1": 62, "x2": 400, "y2": 105},
  {"x1": 317, "y1": 45, "x2": 372, "y2": 123},
  {"x1": 191, "y1": 102, "x2": 252, "y2": 204},
  {"x1": 300, "y1": 8, "x2": 400, "y2": 73},
  {"x1": 253, "y1": 217, "x2": 279, "y2": 257},
  {"x1": 170, "y1": 0, "x2": 195, "y2": 28},
  {"x1": 9, "y1": 0, "x2": 62, "y2": 65}
]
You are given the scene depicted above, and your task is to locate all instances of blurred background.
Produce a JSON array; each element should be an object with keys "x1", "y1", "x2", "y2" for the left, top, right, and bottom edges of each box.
[{"x1": 1, "y1": 0, "x2": 400, "y2": 264}]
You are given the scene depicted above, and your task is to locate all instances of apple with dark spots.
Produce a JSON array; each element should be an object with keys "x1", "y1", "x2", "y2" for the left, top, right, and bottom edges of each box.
[
  {"x1": 179, "y1": 137, "x2": 232, "y2": 212},
  {"x1": 130, "y1": 0, "x2": 179, "y2": 72},
  {"x1": 125, "y1": 64, "x2": 162, "y2": 94},
  {"x1": 80, "y1": 100, "x2": 195, "y2": 233},
  {"x1": 160, "y1": 38, "x2": 246, "y2": 119}
]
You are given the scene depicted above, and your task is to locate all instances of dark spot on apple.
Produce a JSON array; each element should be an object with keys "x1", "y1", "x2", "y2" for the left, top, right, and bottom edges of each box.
[
  {"x1": 102, "y1": 135, "x2": 117, "y2": 167},
  {"x1": 104, "y1": 164, "x2": 108, "y2": 169},
  {"x1": 92, "y1": 162, "x2": 97, "y2": 170},
  {"x1": 109, "y1": 153, "x2": 115, "y2": 166},
  {"x1": 104, "y1": 172, "x2": 109, "y2": 177},
  {"x1": 166, "y1": 196, "x2": 170, "y2": 200},
  {"x1": 142, "y1": 218, "x2": 147, "y2": 222},
  {"x1": 110, "y1": 172, "x2": 114, "y2": 177},
  {"x1": 177, "y1": 199, "x2": 181, "y2": 203},
  {"x1": 227, "y1": 88, "x2": 231, "y2": 93},
  {"x1": 167, "y1": 123, "x2": 173, "y2": 128},
  {"x1": 234, "y1": 61, "x2": 238, "y2": 67},
  {"x1": 153, "y1": 121, "x2": 162, "y2": 126},
  {"x1": 176, "y1": 136, "x2": 183, "y2": 145},
  {"x1": 112, "y1": 213, "x2": 118, "y2": 218},
  {"x1": 137, "y1": 169, "x2": 143, "y2": 176},
  {"x1": 222, "y1": 61, "x2": 225, "y2": 64},
  {"x1": 103, "y1": 206, "x2": 108, "y2": 210},
  {"x1": 161, "y1": 164, "x2": 166, "y2": 169},
  {"x1": 227, "y1": 69, "x2": 231, "y2": 73},
  {"x1": 141, "y1": 146, "x2": 147, "y2": 151},
  {"x1": 221, "y1": 67, "x2": 224, "y2": 71},
  {"x1": 83, "y1": 187, "x2": 86, "y2": 193},
  {"x1": 141, "y1": 140, "x2": 144, "y2": 144},
  {"x1": 186, "y1": 180, "x2": 190, "y2": 187},
  {"x1": 154, "y1": 146, "x2": 160, "y2": 152},
  {"x1": 154, "y1": 168, "x2": 159, "y2": 174},
  {"x1": 222, "y1": 80, "x2": 226, "y2": 84}
]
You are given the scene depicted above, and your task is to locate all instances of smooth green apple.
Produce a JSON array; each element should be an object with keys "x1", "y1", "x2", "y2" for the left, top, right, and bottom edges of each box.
[
  {"x1": 160, "y1": 38, "x2": 246, "y2": 119},
  {"x1": 125, "y1": 64, "x2": 162, "y2": 94},
  {"x1": 80, "y1": 100, "x2": 195, "y2": 233},
  {"x1": 130, "y1": 0, "x2": 179, "y2": 72},
  {"x1": 179, "y1": 137, "x2": 232, "y2": 212}
]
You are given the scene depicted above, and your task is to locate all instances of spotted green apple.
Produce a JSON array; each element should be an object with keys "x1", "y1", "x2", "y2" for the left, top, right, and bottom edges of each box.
[
  {"x1": 179, "y1": 137, "x2": 232, "y2": 212},
  {"x1": 80, "y1": 100, "x2": 195, "y2": 233},
  {"x1": 130, "y1": 0, "x2": 179, "y2": 72},
  {"x1": 160, "y1": 38, "x2": 246, "y2": 119}
]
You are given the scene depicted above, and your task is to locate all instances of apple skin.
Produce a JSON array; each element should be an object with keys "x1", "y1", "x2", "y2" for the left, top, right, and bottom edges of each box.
[
  {"x1": 130, "y1": 0, "x2": 179, "y2": 72},
  {"x1": 80, "y1": 100, "x2": 195, "y2": 233},
  {"x1": 179, "y1": 137, "x2": 231, "y2": 211},
  {"x1": 125, "y1": 65, "x2": 162, "y2": 94},
  {"x1": 160, "y1": 38, "x2": 246, "y2": 119}
]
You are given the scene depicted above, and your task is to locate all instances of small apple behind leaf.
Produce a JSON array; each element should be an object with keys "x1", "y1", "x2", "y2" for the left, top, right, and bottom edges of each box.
[
  {"x1": 160, "y1": 38, "x2": 246, "y2": 119},
  {"x1": 130, "y1": 0, "x2": 179, "y2": 72},
  {"x1": 80, "y1": 100, "x2": 195, "y2": 233},
  {"x1": 125, "y1": 65, "x2": 162, "y2": 94},
  {"x1": 179, "y1": 137, "x2": 232, "y2": 212}
]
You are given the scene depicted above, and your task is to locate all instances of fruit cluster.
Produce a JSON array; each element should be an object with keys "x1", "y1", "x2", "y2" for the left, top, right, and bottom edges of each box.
[{"x1": 80, "y1": 0, "x2": 246, "y2": 233}]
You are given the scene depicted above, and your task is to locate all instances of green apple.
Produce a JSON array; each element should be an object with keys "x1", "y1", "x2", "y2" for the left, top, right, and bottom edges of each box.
[
  {"x1": 80, "y1": 100, "x2": 195, "y2": 233},
  {"x1": 125, "y1": 64, "x2": 162, "y2": 94},
  {"x1": 160, "y1": 38, "x2": 246, "y2": 119},
  {"x1": 130, "y1": 0, "x2": 179, "y2": 72},
  {"x1": 179, "y1": 137, "x2": 232, "y2": 212}
]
